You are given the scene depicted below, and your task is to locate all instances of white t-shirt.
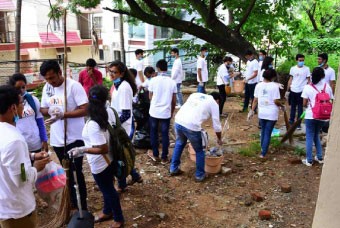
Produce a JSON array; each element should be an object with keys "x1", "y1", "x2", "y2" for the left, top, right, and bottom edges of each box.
[
  {"x1": 149, "y1": 73, "x2": 177, "y2": 119},
  {"x1": 245, "y1": 59, "x2": 259, "y2": 84},
  {"x1": 16, "y1": 96, "x2": 43, "y2": 151},
  {"x1": 258, "y1": 69, "x2": 265, "y2": 82},
  {"x1": 289, "y1": 65, "x2": 311, "y2": 93},
  {"x1": 0, "y1": 123, "x2": 36, "y2": 219},
  {"x1": 41, "y1": 78, "x2": 88, "y2": 147},
  {"x1": 110, "y1": 80, "x2": 133, "y2": 135},
  {"x1": 323, "y1": 66, "x2": 336, "y2": 85},
  {"x1": 171, "y1": 58, "x2": 183, "y2": 84},
  {"x1": 131, "y1": 58, "x2": 144, "y2": 87},
  {"x1": 216, "y1": 64, "x2": 229, "y2": 86},
  {"x1": 175, "y1": 93, "x2": 222, "y2": 132},
  {"x1": 197, "y1": 56, "x2": 208, "y2": 82},
  {"x1": 301, "y1": 81, "x2": 334, "y2": 119},
  {"x1": 82, "y1": 107, "x2": 116, "y2": 174},
  {"x1": 258, "y1": 60, "x2": 263, "y2": 81},
  {"x1": 142, "y1": 78, "x2": 151, "y2": 90},
  {"x1": 254, "y1": 82, "x2": 280, "y2": 121}
]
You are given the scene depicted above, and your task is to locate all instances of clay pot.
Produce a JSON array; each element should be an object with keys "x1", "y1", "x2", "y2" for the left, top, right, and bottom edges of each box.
[
  {"x1": 225, "y1": 85, "x2": 231, "y2": 95},
  {"x1": 205, "y1": 155, "x2": 224, "y2": 174},
  {"x1": 233, "y1": 80, "x2": 245, "y2": 93},
  {"x1": 188, "y1": 143, "x2": 196, "y2": 162}
]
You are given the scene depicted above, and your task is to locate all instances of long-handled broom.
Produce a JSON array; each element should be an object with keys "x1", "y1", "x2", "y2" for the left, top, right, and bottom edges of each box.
[
  {"x1": 281, "y1": 111, "x2": 306, "y2": 144},
  {"x1": 42, "y1": 9, "x2": 70, "y2": 228}
]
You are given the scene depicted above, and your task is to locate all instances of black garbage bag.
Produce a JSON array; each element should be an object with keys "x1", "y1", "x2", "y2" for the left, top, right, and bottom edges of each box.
[{"x1": 133, "y1": 130, "x2": 151, "y2": 149}]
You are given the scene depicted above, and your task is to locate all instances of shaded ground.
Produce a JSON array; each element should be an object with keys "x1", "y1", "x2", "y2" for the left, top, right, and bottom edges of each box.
[{"x1": 37, "y1": 95, "x2": 323, "y2": 228}]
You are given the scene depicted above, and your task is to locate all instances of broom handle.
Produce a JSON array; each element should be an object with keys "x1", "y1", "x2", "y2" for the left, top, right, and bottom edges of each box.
[
  {"x1": 72, "y1": 158, "x2": 83, "y2": 218},
  {"x1": 63, "y1": 9, "x2": 67, "y2": 157}
]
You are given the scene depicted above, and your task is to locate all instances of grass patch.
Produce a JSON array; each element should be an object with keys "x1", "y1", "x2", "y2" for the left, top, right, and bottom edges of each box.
[
  {"x1": 294, "y1": 146, "x2": 306, "y2": 156},
  {"x1": 238, "y1": 141, "x2": 261, "y2": 157},
  {"x1": 270, "y1": 137, "x2": 281, "y2": 150}
]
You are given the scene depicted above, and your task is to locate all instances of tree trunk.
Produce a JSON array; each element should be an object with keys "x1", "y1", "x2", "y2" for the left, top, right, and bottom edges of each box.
[
  {"x1": 119, "y1": 14, "x2": 125, "y2": 63},
  {"x1": 15, "y1": 0, "x2": 22, "y2": 73}
]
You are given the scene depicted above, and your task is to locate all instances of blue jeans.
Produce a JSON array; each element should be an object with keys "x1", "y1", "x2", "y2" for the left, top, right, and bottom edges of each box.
[
  {"x1": 149, "y1": 116, "x2": 171, "y2": 159},
  {"x1": 259, "y1": 119, "x2": 276, "y2": 156},
  {"x1": 289, "y1": 91, "x2": 303, "y2": 124},
  {"x1": 197, "y1": 82, "x2": 206, "y2": 94},
  {"x1": 170, "y1": 123, "x2": 205, "y2": 178},
  {"x1": 305, "y1": 119, "x2": 324, "y2": 163},
  {"x1": 176, "y1": 83, "x2": 184, "y2": 106},
  {"x1": 217, "y1": 84, "x2": 226, "y2": 115},
  {"x1": 130, "y1": 115, "x2": 135, "y2": 139},
  {"x1": 92, "y1": 164, "x2": 124, "y2": 222},
  {"x1": 243, "y1": 83, "x2": 256, "y2": 111}
]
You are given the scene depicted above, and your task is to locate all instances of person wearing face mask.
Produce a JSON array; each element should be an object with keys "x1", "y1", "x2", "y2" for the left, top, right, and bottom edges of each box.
[
  {"x1": 0, "y1": 85, "x2": 50, "y2": 228},
  {"x1": 197, "y1": 46, "x2": 209, "y2": 94},
  {"x1": 258, "y1": 56, "x2": 274, "y2": 82},
  {"x1": 9, "y1": 74, "x2": 49, "y2": 162},
  {"x1": 131, "y1": 49, "x2": 145, "y2": 88},
  {"x1": 286, "y1": 54, "x2": 311, "y2": 129},
  {"x1": 258, "y1": 50, "x2": 267, "y2": 78},
  {"x1": 109, "y1": 60, "x2": 143, "y2": 192},
  {"x1": 78, "y1": 58, "x2": 103, "y2": 96},
  {"x1": 317, "y1": 53, "x2": 336, "y2": 94},
  {"x1": 242, "y1": 50, "x2": 259, "y2": 112}
]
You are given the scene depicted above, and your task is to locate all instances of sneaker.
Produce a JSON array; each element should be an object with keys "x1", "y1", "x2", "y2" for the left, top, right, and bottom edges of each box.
[
  {"x1": 195, "y1": 175, "x2": 206, "y2": 182},
  {"x1": 258, "y1": 154, "x2": 265, "y2": 159},
  {"x1": 302, "y1": 159, "x2": 313, "y2": 167},
  {"x1": 175, "y1": 105, "x2": 181, "y2": 109},
  {"x1": 314, "y1": 156, "x2": 324, "y2": 164},
  {"x1": 161, "y1": 158, "x2": 169, "y2": 165},
  {"x1": 147, "y1": 151, "x2": 160, "y2": 162},
  {"x1": 169, "y1": 169, "x2": 184, "y2": 176}
]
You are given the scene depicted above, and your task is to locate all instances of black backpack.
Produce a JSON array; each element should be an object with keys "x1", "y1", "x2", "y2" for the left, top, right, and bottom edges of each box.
[{"x1": 107, "y1": 108, "x2": 136, "y2": 179}]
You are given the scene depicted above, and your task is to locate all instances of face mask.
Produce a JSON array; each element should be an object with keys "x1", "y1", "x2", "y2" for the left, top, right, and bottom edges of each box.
[
  {"x1": 319, "y1": 62, "x2": 324, "y2": 67},
  {"x1": 268, "y1": 64, "x2": 273, "y2": 69},
  {"x1": 259, "y1": 56, "x2": 264, "y2": 61},
  {"x1": 138, "y1": 57, "x2": 143, "y2": 60},
  {"x1": 113, "y1": 78, "x2": 121, "y2": 83},
  {"x1": 297, "y1": 61, "x2": 304, "y2": 67},
  {"x1": 12, "y1": 106, "x2": 19, "y2": 124},
  {"x1": 204, "y1": 52, "x2": 209, "y2": 57}
]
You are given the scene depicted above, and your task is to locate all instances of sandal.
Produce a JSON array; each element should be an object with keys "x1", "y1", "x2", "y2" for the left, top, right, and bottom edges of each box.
[
  {"x1": 110, "y1": 221, "x2": 124, "y2": 228},
  {"x1": 94, "y1": 213, "x2": 113, "y2": 223}
]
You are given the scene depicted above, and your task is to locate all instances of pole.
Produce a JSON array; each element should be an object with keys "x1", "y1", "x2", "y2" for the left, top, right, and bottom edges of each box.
[
  {"x1": 63, "y1": 9, "x2": 68, "y2": 155},
  {"x1": 15, "y1": 0, "x2": 22, "y2": 72},
  {"x1": 119, "y1": 14, "x2": 125, "y2": 63}
]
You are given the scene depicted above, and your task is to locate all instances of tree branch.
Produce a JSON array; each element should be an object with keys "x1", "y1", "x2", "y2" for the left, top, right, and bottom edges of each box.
[
  {"x1": 235, "y1": 0, "x2": 257, "y2": 32},
  {"x1": 208, "y1": 0, "x2": 216, "y2": 23},
  {"x1": 102, "y1": 7, "x2": 131, "y2": 16},
  {"x1": 305, "y1": 2, "x2": 318, "y2": 31}
]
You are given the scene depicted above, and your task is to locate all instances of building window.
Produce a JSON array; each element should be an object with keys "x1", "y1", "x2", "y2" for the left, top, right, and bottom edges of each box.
[
  {"x1": 93, "y1": 16, "x2": 102, "y2": 29},
  {"x1": 128, "y1": 22, "x2": 145, "y2": 39},
  {"x1": 114, "y1": 50, "x2": 121, "y2": 61},
  {"x1": 99, "y1": 49, "x2": 104, "y2": 60},
  {"x1": 113, "y1": 17, "x2": 119, "y2": 30},
  {"x1": 154, "y1": 26, "x2": 173, "y2": 39}
]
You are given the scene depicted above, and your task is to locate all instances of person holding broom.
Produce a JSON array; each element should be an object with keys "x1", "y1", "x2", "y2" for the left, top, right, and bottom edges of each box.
[
  {"x1": 0, "y1": 85, "x2": 50, "y2": 228},
  {"x1": 68, "y1": 85, "x2": 124, "y2": 227},
  {"x1": 40, "y1": 60, "x2": 89, "y2": 211},
  {"x1": 248, "y1": 69, "x2": 284, "y2": 158}
]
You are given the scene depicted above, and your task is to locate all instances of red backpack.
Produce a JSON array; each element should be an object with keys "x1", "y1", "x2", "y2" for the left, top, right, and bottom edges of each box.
[{"x1": 310, "y1": 83, "x2": 332, "y2": 120}]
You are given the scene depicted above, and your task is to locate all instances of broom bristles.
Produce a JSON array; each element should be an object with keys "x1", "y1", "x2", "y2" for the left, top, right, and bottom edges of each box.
[{"x1": 41, "y1": 159, "x2": 71, "y2": 228}]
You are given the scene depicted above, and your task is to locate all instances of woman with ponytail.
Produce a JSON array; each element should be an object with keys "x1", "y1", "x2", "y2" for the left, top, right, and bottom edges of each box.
[
  {"x1": 301, "y1": 67, "x2": 333, "y2": 167},
  {"x1": 68, "y1": 85, "x2": 124, "y2": 227}
]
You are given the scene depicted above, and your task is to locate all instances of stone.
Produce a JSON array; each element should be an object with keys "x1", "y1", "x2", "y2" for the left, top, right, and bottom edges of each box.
[
  {"x1": 244, "y1": 196, "x2": 253, "y2": 206},
  {"x1": 221, "y1": 167, "x2": 232, "y2": 175},
  {"x1": 259, "y1": 210, "x2": 271, "y2": 220},
  {"x1": 132, "y1": 223, "x2": 138, "y2": 227},
  {"x1": 251, "y1": 192, "x2": 264, "y2": 202},
  {"x1": 280, "y1": 183, "x2": 292, "y2": 193},
  {"x1": 158, "y1": 212, "x2": 166, "y2": 220}
]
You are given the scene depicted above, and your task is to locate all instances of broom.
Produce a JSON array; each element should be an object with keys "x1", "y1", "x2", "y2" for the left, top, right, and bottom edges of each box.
[
  {"x1": 281, "y1": 111, "x2": 305, "y2": 144},
  {"x1": 283, "y1": 109, "x2": 293, "y2": 145},
  {"x1": 42, "y1": 9, "x2": 71, "y2": 228}
]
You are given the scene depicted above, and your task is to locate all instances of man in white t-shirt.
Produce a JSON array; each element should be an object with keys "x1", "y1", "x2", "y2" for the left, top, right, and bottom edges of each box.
[
  {"x1": 318, "y1": 53, "x2": 336, "y2": 94},
  {"x1": 0, "y1": 85, "x2": 49, "y2": 227},
  {"x1": 148, "y1": 59, "x2": 177, "y2": 164},
  {"x1": 170, "y1": 48, "x2": 184, "y2": 108},
  {"x1": 286, "y1": 54, "x2": 310, "y2": 128},
  {"x1": 197, "y1": 46, "x2": 209, "y2": 94},
  {"x1": 242, "y1": 50, "x2": 259, "y2": 112},
  {"x1": 258, "y1": 50, "x2": 266, "y2": 81},
  {"x1": 169, "y1": 92, "x2": 222, "y2": 182},
  {"x1": 40, "y1": 60, "x2": 89, "y2": 211},
  {"x1": 131, "y1": 49, "x2": 145, "y2": 88}
]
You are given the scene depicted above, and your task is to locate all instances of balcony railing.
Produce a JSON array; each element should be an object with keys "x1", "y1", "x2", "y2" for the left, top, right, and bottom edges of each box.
[{"x1": 0, "y1": 31, "x2": 15, "y2": 43}]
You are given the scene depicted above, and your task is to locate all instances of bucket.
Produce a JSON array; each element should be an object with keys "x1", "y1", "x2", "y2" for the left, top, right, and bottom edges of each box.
[
  {"x1": 225, "y1": 85, "x2": 231, "y2": 95},
  {"x1": 205, "y1": 155, "x2": 224, "y2": 174},
  {"x1": 188, "y1": 143, "x2": 196, "y2": 162},
  {"x1": 233, "y1": 80, "x2": 245, "y2": 93}
]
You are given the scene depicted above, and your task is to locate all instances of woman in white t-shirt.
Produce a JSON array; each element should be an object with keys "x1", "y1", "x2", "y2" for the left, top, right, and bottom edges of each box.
[
  {"x1": 108, "y1": 60, "x2": 143, "y2": 192},
  {"x1": 68, "y1": 85, "x2": 124, "y2": 227},
  {"x1": 301, "y1": 67, "x2": 333, "y2": 167},
  {"x1": 258, "y1": 56, "x2": 274, "y2": 82},
  {"x1": 9, "y1": 74, "x2": 48, "y2": 157},
  {"x1": 249, "y1": 69, "x2": 283, "y2": 158}
]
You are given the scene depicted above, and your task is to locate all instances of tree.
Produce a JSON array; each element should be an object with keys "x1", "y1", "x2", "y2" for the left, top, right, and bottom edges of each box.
[{"x1": 15, "y1": 0, "x2": 22, "y2": 72}]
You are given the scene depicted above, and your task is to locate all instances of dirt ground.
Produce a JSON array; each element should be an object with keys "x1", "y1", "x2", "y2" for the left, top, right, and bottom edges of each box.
[{"x1": 37, "y1": 95, "x2": 323, "y2": 228}]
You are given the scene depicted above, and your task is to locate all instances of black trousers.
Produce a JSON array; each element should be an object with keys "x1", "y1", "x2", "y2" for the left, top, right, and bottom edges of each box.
[
  {"x1": 217, "y1": 85, "x2": 227, "y2": 115},
  {"x1": 53, "y1": 140, "x2": 88, "y2": 210}
]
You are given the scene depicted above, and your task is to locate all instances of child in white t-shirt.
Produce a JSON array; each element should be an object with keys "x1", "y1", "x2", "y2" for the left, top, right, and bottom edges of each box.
[{"x1": 248, "y1": 69, "x2": 283, "y2": 158}]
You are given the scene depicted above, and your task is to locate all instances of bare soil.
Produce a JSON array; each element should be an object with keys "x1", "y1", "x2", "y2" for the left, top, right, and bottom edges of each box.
[{"x1": 37, "y1": 96, "x2": 322, "y2": 228}]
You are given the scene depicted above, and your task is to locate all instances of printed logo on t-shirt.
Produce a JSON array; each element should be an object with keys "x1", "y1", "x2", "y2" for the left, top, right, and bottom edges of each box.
[
  {"x1": 260, "y1": 89, "x2": 270, "y2": 106},
  {"x1": 49, "y1": 97, "x2": 63, "y2": 106},
  {"x1": 21, "y1": 100, "x2": 35, "y2": 118}
]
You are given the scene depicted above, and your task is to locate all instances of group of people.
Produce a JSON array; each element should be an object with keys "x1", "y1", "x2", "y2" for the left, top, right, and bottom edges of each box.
[{"x1": 0, "y1": 45, "x2": 335, "y2": 227}]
